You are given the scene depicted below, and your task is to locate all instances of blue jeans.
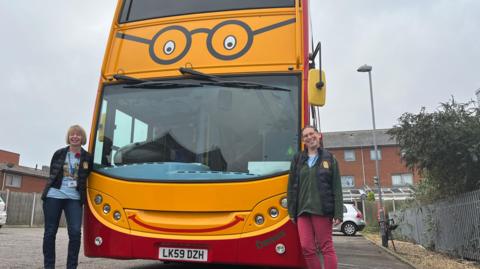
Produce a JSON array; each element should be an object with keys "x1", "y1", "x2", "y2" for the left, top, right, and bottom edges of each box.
[{"x1": 43, "y1": 198, "x2": 83, "y2": 269}]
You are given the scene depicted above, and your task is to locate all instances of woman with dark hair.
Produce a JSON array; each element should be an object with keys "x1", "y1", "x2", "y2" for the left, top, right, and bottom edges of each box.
[
  {"x1": 41, "y1": 125, "x2": 93, "y2": 269},
  {"x1": 287, "y1": 125, "x2": 343, "y2": 269}
]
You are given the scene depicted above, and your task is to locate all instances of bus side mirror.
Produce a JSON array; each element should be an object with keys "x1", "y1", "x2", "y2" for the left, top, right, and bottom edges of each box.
[{"x1": 308, "y1": 69, "x2": 326, "y2": 106}]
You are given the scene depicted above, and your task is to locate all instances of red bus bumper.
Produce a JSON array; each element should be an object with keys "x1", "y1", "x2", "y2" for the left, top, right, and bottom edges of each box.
[{"x1": 84, "y1": 208, "x2": 305, "y2": 268}]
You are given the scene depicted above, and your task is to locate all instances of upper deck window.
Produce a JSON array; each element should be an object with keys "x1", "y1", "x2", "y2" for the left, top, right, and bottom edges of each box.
[{"x1": 119, "y1": 0, "x2": 295, "y2": 23}]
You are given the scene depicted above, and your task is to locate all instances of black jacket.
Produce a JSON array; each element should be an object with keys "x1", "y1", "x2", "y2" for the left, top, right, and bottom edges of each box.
[{"x1": 41, "y1": 146, "x2": 93, "y2": 204}]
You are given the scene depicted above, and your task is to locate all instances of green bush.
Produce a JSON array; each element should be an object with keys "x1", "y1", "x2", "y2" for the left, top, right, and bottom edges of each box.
[
  {"x1": 366, "y1": 191, "x2": 375, "y2": 201},
  {"x1": 388, "y1": 98, "x2": 480, "y2": 202}
]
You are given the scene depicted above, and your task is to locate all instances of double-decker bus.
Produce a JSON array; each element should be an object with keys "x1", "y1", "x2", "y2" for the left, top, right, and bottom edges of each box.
[{"x1": 85, "y1": 0, "x2": 326, "y2": 267}]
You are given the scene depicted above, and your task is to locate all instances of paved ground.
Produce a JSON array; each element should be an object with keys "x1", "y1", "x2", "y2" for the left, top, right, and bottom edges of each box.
[
  {"x1": 0, "y1": 228, "x2": 412, "y2": 269},
  {"x1": 334, "y1": 232, "x2": 414, "y2": 269}
]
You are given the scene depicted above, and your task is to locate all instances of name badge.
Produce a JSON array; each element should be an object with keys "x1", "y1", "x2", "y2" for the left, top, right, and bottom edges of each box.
[
  {"x1": 322, "y1": 161, "x2": 330, "y2": 169},
  {"x1": 67, "y1": 181, "x2": 77, "y2": 188},
  {"x1": 83, "y1": 161, "x2": 89, "y2": 170}
]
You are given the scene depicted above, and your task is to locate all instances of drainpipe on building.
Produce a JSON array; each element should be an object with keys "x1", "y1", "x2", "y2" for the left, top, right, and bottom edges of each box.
[
  {"x1": 5, "y1": 189, "x2": 9, "y2": 213},
  {"x1": 360, "y1": 146, "x2": 366, "y2": 187},
  {"x1": 1, "y1": 170, "x2": 5, "y2": 191}
]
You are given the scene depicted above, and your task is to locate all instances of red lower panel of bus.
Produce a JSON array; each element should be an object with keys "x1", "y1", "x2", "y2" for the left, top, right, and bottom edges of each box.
[{"x1": 84, "y1": 208, "x2": 305, "y2": 268}]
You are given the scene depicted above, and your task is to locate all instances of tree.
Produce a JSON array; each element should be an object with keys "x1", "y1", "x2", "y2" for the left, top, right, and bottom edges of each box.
[
  {"x1": 366, "y1": 191, "x2": 375, "y2": 202},
  {"x1": 388, "y1": 98, "x2": 480, "y2": 202}
]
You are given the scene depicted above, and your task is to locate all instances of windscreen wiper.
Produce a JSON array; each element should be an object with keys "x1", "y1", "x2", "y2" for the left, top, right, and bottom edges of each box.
[
  {"x1": 114, "y1": 72, "x2": 203, "y2": 89},
  {"x1": 179, "y1": 67, "x2": 290, "y2": 92},
  {"x1": 202, "y1": 80, "x2": 291, "y2": 92},
  {"x1": 124, "y1": 81, "x2": 203, "y2": 89},
  {"x1": 179, "y1": 67, "x2": 219, "y2": 81},
  {"x1": 113, "y1": 74, "x2": 147, "y2": 84}
]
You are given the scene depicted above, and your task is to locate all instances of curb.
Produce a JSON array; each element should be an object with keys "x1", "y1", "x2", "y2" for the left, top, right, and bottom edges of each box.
[
  {"x1": 363, "y1": 235, "x2": 418, "y2": 269},
  {"x1": 2, "y1": 225, "x2": 44, "y2": 228}
]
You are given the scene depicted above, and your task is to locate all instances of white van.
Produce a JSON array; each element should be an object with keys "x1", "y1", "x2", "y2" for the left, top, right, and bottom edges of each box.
[{"x1": 0, "y1": 196, "x2": 7, "y2": 228}]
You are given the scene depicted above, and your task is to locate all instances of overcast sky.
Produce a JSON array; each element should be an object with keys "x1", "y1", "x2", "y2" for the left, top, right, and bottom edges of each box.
[{"x1": 1, "y1": 1, "x2": 479, "y2": 168}]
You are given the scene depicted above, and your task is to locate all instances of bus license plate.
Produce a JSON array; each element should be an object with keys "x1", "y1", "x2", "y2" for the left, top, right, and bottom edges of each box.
[{"x1": 159, "y1": 247, "x2": 208, "y2": 262}]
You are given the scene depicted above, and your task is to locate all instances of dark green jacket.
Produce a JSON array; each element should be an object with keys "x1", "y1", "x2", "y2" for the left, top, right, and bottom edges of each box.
[{"x1": 287, "y1": 148, "x2": 343, "y2": 221}]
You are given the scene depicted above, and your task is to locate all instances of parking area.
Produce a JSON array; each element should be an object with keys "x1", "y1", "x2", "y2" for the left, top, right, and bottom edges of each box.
[{"x1": 0, "y1": 228, "x2": 165, "y2": 269}]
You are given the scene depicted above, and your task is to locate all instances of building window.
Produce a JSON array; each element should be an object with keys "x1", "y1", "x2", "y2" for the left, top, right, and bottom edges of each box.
[
  {"x1": 370, "y1": 149, "x2": 382, "y2": 160},
  {"x1": 5, "y1": 174, "x2": 22, "y2": 188},
  {"x1": 341, "y1": 176, "x2": 355, "y2": 188},
  {"x1": 344, "y1": 150, "x2": 356, "y2": 161},
  {"x1": 391, "y1": 173, "x2": 413, "y2": 186}
]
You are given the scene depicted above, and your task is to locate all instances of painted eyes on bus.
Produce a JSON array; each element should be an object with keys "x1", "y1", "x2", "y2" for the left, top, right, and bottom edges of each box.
[
  {"x1": 116, "y1": 18, "x2": 295, "y2": 65},
  {"x1": 163, "y1": 40, "x2": 176, "y2": 55},
  {"x1": 224, "y1": 36, "x2": 237, "y2": 50}
]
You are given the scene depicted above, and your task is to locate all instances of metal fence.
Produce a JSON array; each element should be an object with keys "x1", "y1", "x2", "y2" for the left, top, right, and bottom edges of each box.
[
  {"x1": 390, "y1": 189, "x2": 480, "y2": 261},
  {"x1": 0, "y1": 190, "x2": 66, "y2": 227}
]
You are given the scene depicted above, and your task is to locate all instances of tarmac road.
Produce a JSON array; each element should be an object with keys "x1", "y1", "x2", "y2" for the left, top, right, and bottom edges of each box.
[{"x1": 0, "y1": 228, "x2": 412, "y2": 269}]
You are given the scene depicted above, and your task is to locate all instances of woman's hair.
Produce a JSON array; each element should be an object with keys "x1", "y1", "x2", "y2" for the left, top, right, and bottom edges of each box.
[
  {"x1": 301, "y1": 125, "x2": 319, "y2": 134},
  {"x1": 65, "y1": 125, "x2": 87, "y2": 145}
]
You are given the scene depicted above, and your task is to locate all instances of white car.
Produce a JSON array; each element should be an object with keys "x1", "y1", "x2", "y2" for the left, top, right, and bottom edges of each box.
[
  {"x1": 0, "y1": 196, "x2": 7, "y2": 228},
  {"x1": 333, "y1": 203, "x2": 365, "y2": 236}
]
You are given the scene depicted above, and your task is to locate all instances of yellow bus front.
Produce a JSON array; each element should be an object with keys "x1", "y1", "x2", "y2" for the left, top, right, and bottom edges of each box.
[{"x1": 85, "y1": 0, "x2": 313, "y2": 267}]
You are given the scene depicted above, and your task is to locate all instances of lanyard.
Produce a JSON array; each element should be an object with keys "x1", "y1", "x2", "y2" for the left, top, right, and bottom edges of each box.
[{"x1": 68, "y1": 152, "x2": 78, "y2": 175}]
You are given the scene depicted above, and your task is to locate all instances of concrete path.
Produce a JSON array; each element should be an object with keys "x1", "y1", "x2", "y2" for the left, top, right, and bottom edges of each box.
[{"x1": 335, "y1": 232, "x2": 414, "y2": 269}]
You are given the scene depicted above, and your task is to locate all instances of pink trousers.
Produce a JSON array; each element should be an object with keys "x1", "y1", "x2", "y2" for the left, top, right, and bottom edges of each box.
[{"x1": 297, "y1": 214, "x2": 338, "y2": 269}]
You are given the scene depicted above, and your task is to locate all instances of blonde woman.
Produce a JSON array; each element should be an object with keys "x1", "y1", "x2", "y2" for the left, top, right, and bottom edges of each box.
[{"x1": 41, "y1": 125, "x2": 92, "y2": 269}]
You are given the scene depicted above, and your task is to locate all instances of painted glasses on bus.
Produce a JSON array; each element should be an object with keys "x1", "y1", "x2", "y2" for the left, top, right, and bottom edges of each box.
[{"x1": 93, "y1": 74, "x2": 299, "y2": 181}]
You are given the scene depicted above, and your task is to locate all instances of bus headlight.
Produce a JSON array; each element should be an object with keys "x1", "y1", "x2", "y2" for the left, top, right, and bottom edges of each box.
[
  {"x1": 280, "y1": 197, "x2": 288, "y2": 208},
  {"x1": 103, "y1": 204, "x2": 111, "y2": 214},
  {"x1": 94, "y1": 194, "x2": 103, "y2": 205},
  {"x1": 269, "y1": 207, "x2": 279, "y2": 218},
  {"x1": 113, "y1": 211, "x2": 121, "y2": 221},
  {"x1": 255, "y1": 214, "x2": 265, "y2": 225}
]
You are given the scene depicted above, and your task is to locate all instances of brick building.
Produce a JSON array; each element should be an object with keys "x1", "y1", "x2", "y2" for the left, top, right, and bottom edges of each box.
[
  {"x1": 0, "y1": 149, "x2": 49, "y2": 193},
  {"x1": 323, "y1": 129, "x2": 419, "y2": 201}
]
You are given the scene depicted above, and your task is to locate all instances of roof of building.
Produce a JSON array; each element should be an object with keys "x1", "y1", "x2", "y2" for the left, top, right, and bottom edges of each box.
[
  {"x1": 0, "y1": 149, "x2": 19, "y2": 155},
  {"x1": 0, "y1": 163, "x2": 49, "y2": 178},
  {"x1": 323, "y1": 129, "x2": 397, "y2": 149}
]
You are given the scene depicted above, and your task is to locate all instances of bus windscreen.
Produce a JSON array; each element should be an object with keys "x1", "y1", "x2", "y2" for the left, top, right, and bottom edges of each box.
[{"x1": 93, "y1": 74, "x2": 299, "y2": 181}]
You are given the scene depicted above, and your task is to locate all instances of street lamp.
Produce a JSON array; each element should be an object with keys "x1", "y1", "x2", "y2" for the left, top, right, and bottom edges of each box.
[
  {"x1": 476, "y1": 88, "x2": 480, "y2": 106},
  {"x1": 357, "y1": 64, "x2": 388, "y2": 247}
]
